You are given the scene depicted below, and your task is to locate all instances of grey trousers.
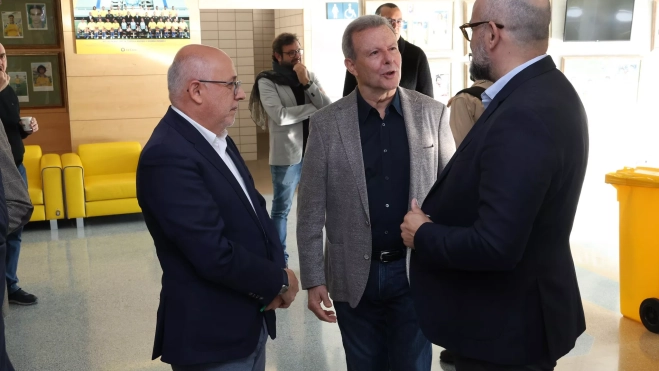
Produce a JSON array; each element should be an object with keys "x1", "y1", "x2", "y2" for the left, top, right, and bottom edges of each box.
[{"x1": 171, "y1": 322, "x2": 268, "y2": 371}]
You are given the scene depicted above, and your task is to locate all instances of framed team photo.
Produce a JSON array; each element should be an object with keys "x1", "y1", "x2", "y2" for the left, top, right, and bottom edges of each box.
[
  {"x1": 26, "y1": 3, "x2": 48, "y2": 30},
  {"x1": 2, "y1": 11, "x2": 24, "y2": 38}
]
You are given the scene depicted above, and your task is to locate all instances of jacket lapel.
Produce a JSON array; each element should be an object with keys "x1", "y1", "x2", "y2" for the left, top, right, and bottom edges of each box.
[
  {"x1": 431, "y1": 56, "x2": 558, "y2": 190},
  {"x1": 164, "y1": 108, "x2": 264, "y2": 229},
  {"x1": 335, "y1": 92, "x2": 371, "y2": 221}
]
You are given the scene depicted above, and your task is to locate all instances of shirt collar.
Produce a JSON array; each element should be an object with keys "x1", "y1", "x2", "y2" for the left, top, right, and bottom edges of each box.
[
  {"x1": 356, "y1": 88, "x2": 403, "y2": 125},
  {"x1": 171, "y1": 105, "x2": 227, "y2": 147},
  {"x1": 482, "y1": 54, "x2": 547, "y2": 109}
]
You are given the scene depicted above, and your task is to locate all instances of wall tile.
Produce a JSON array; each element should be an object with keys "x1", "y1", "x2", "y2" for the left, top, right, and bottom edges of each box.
[
  {"x1": 236, "y1": 22, "x2": 254, "y2": 31},
  {"x1": 201, "y1": 30, "x2": 219, "y2": 40},
  {"x1": 219, "y1": 40, "x2": 237, "y2": 48},
  {"x1": 218, "y1": 22, "x2": 237, "y2": 31},
  {"x1": 201, "y1": 21, "x2": 219, "y2": 31},
  {"x1": 218, "y1": 13, "x2": 236, "y2": 22},
  {"x1": 236, "y1": 13, "x2": 253, "y2": 22},
  {"x1": 236, "y1": 31, "x2": 254, "y2": 40},
  {"x1": 200, "y1": 12, "x2": 218, "y2": 22},
  {"x1": 218, "y1": 31, "x2": 237, "y2": 40}
]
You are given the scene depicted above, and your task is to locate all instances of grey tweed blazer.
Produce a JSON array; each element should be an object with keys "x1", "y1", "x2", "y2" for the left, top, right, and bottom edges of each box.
[
  {"x1": 0, "y1": 119, "x2": 32, "y2": 234},
  {"x1": 297, "y1": 88, "x2": 455, "y2": 307}
]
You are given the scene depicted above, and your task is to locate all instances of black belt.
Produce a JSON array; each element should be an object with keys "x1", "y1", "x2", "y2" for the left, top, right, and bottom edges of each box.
[{"x1": 374, "y1": 249, "x2": 406, "y2": 263}]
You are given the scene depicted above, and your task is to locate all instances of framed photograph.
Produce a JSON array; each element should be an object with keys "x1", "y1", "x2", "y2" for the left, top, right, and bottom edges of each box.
[
  {"x1": 653, "y1": 0, "x2": 658, "y2": 51},
  {"x1": 5, "y1": 52, "x2": 64, "y2": 108},
  {"x1": 2, "y1": 11, "x2": 24, "y2": 38},
  {"x1": 26, "y1": 3, "x2": 47, "y2": 30},
  {"x1": 561, "y1": 56, "x2": 642, "y2": 104},
  {"x1": 463, "y1": 1, "x2": 475, "y2": 54},
  {"x1": 365, "y1": 0, "x2": 454, "y2": 52},
  {"x1": 0, "y1": 0, "x2": 59, "y2": 47},
  {"x1": 428, "y1": 58, "x2": 452, "y2": 105},
  {"x1": 7, "y1": 72, "x2": 29, "y2": 102},
  {"x1": 31, "y1": 62, "x2": 53, "y2": 91}
]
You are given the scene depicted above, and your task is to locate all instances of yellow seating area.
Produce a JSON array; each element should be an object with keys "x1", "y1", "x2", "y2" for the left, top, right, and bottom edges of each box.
[
  {"x1": 23, "y1": 145, "x2": 65, "y2": 229},
  {"x1": 23, "y1": 142, "x2": 142, "y2": 229}
]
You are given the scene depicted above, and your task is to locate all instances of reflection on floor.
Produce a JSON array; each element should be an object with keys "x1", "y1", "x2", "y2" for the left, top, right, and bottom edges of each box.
[{"x1": 6, "y1": 121, "x2": 659, "y2": 370}]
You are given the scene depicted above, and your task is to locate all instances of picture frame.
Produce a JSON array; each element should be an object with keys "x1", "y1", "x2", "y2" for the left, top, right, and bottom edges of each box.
[
  {"x1": 561, "y1": 56, "x2": 642, "y2": 104},
  {"x1": 4, "y1": 51, "x2": 65, "y2": 108},
  {"x1": 652, "y1": 0, "x2": 658, "y2": 51},
  {"x1": 463, "y1": 0, "x2": 474, "y2": 54},
  {"x1": 428, "y1": 58, "x2": 452, "y2": 105},
  {"x1": 0, "y1": 0, "x2": 59, "y2": 47},
  {"x1": 365, "y1": 0, "x2": 454, "y2": 53}
]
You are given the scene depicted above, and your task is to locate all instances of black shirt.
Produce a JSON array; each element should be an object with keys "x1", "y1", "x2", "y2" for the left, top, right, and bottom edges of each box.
[
  {"x1": 290, "y1": 84, "x2": 310, "y2": 156},
  {"x1": 356, "y1": 88, "x2": 410, "y2": 253},
  {"x1": 0, "y1": 86, "x2": 28, "y2": 167}
]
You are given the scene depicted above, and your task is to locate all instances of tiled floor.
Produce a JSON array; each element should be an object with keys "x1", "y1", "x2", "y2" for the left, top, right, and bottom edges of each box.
[{"x1": 6, "y1": 118, "x2": 659, "y2": 371}]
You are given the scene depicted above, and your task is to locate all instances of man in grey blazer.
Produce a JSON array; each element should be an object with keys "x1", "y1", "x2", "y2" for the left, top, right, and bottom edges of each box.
[
  {"x1": 250, "y1": 33, "x2": 331, "y2": 264},
  {"x1": 297, "y1": 15, "x2": 454, "y2": 370}
]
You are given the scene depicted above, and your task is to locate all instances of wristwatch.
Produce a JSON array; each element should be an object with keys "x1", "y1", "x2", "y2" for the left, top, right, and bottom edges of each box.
[
  {"x1": 303, "y1": 80, "x2": 314, "y2": 90},
  {"x1": 279, "y1": 269, "x2": 289, "y2": 295}
]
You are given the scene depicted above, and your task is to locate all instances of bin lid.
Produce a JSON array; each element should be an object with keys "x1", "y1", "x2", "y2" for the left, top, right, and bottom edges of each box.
[{"x1": 605, "y1": 167, "x2": 659, "y2": 188}]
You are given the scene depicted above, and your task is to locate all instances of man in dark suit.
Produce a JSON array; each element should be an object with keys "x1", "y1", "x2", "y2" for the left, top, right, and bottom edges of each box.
[
  {"x1": 402, "y1": 0, "x2": 588, "y2": 370},
  {"x1": 137, "y1": 45, "x2": 299, "y2": 371},
  {"x1": 342, "y1": 3, "x2": 433, "y2": 98}
]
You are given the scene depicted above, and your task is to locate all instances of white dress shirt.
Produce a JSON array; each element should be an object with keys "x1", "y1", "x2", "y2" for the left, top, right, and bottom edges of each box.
[
  {"x1": 171, "y1": 106, "x2": 255, "y2": 212},
  {"x1": 482, "y1": 54, "x2": 548, "y2": 110}
]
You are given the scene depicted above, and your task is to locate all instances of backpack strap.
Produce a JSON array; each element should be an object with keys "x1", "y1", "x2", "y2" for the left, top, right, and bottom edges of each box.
[{"x1": 454, "y1": 86, "x2": 487, "y2": 100}]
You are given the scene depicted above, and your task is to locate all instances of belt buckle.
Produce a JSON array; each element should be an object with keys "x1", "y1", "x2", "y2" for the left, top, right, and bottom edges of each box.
[{"x1": 380, "y1": 250, "x2": 392, "y2": 263}]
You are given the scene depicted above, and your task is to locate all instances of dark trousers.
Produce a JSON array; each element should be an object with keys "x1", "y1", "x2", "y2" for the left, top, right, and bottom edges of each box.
[
  {"x1": 334, "y1": 258, "x2": 431, "y2": 371},
  {"x1": 455, "y1": 355, "x2": 556, "y2": 371}
]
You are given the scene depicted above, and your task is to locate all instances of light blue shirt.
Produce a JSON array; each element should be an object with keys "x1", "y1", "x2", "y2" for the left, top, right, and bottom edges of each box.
[{"x1": 481, "y1": 55, "x2": 548, "y2": 110}]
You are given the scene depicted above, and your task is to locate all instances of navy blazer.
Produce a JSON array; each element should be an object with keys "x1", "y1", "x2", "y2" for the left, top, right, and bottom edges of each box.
[
  {"x1": 137, "y1": 108, "x2": 286, "y2": 366},
  {"x1": 410, "y1": 56, "x2": 588, "y2": 365}
]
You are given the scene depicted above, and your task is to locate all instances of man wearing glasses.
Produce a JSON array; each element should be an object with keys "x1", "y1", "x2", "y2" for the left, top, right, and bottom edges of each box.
[
  {"x1": 403, "y1": 0, "x2": 588, "y2": 370},
  {"x1": 249, "y1": 33, "x2": 331, "y2": 266},
  {"x1": 137, "y1": 45, "x2": 299, "y2": 371},
  {"x1": 342, "y1": 3, "x2": 433, "y2": 98}
]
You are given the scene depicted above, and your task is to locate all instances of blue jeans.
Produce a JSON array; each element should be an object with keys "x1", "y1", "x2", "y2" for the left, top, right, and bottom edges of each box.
[
  {"x1": 334, "y1": 258, "x2": 432, "y2": 371},
  {"x1": 6, "y1": 164, "x2": 27, "y2": 295},
  {"x1": 269, "y1": 162, "x2": 302, "y2": 264}
]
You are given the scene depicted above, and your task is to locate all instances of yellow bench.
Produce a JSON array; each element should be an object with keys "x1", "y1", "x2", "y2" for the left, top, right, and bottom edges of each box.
[
  {"x1": 23, "y1": 145, "x2": 65, "y2": 230},
  {"x1": 62, "y1": 142, "x2": 142, "y2": 227}
]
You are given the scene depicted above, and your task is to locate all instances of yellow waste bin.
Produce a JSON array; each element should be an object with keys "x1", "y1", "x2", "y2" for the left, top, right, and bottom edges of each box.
[{"x1": 605, "y1": 167, "x2": 659, "y2": 333}]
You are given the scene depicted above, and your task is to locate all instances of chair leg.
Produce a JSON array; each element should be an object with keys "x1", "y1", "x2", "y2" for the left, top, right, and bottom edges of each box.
[
  {"x1": 49, "y1": 220, "x2": 58, "y2": 230},
  {"x1": 76, "y1": 218, "x2": 84, "y2": 229}
]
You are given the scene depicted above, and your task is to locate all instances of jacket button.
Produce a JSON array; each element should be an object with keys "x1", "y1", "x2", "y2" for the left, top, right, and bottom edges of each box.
[
  {"x1": 364, "y1": 254, "x2": 369, "y2": 260},
  {"x1": 366, "y1": 221, "x2": 370, "y2": 226}
]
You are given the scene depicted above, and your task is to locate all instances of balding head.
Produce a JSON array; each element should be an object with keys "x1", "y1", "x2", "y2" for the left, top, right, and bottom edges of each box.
[
  {"x1": 0, "y1": 43, "x2": 7, "y2": 73},
  {"x1": 470, "y1": 0, "x2": 550, "y2": 82},
  {"x1": 167, "y1": 44, "x2": 245, "y2": 135}
]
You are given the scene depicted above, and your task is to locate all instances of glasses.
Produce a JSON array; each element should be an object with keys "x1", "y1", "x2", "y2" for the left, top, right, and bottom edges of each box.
[
  {"x1": 385, "y1": 18, "x2": 404, "y2": 27},
  {"x1": 459, "y1": 21, "x2": 504, "y2": 42},
  {"x1": 198, "y1": 80, "x2": 242, "y2": 96},
  {"x1": 282, "y1": 49, "x2": 303, "y2": 58}
]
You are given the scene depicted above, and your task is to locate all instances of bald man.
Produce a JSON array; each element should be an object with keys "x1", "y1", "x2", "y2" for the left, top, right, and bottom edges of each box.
[
  {"x1": 137, "y1": 45, "x2": 299, "y2": 371},
  {"x1": 403, "y1": 0, "x2": 588, "y2": 370}
]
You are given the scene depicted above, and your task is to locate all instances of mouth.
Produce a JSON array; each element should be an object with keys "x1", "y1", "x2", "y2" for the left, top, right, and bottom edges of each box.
[{"x1": 382, "y1": 70, "x2": 397, "y2": 78}]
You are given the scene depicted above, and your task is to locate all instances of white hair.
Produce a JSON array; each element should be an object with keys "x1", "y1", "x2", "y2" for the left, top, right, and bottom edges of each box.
[
  {"x1": 481, "y1": 0, "x2": 551, "y2": 46},
  {"x1": 342, "y1": 15, "x2": 395, "y2": 60},
  {"x1": 167, "y1": 54, "x2": 207, "y2": 104}
]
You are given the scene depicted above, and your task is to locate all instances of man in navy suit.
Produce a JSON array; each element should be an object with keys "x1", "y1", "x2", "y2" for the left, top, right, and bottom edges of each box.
[
  {"x1": 402, "y1": 0, "x2": 588, "y2": 370},
  {"x1": 137, "y1": 45, "x2": 299, "y2": 371}
]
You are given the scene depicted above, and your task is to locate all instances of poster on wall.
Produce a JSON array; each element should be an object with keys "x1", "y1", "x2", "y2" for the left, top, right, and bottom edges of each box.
[
  {"x1": 366, "y1": 1, "x2": 453, "y2": 52},
  {"x1": 31, "y1": 62, "x2": 53, "y2": 91},
  {"x1": 428, "y1": 59, "x2": 451, "y2": 105},
  {"x1": 7, "y1": 72, "x2": 29, "y2": 102},
  {"x1": 561, "y1": 56, "x2": 641, "y2": 104},
  {"x1": 2, "y1": 11, "x2": 24, "y2": 38},
  {"x1": 26, "y1": 3, "x2": 47, "y2": 30},
  {"x1": 326, "y1": 2, "x2": 359, "y2": 20},
  {"x1": 73, "y1": 0, "x2": 193, "y2": 54}
]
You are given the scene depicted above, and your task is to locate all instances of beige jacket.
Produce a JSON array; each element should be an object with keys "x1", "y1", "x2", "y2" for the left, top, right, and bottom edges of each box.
[{"x1": 447, "y1": 80, "x2": 493, "y2": 147}]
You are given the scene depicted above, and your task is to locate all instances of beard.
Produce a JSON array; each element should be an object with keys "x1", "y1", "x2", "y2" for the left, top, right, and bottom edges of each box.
[{"x1": 469, "y1": 36, "x2": 494, "y2": 82}]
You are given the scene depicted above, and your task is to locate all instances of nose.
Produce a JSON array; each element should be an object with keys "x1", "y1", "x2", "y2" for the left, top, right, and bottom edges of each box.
[{"x1": 235, "y1": 86, "x2": 246, "y2": 101}]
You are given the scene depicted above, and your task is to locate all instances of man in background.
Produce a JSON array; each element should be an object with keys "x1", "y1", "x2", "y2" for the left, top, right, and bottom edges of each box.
[
  {"x1": 342, "y1": 3, "x2": 433, "y2": 98},
  {"x1": 447, "y1": 66, "x2": 493, "y2": 147}
]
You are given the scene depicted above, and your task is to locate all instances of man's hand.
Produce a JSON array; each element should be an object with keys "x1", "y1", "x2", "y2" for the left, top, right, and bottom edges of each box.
[
  {"x1": 265, "y1": 295, "x2": 284, "y2": 311},
  {"x1": 307, "y1": 285, "x2": 336, "y2": 323},
  {"x1": 293, "y1": 63, "x2": 310, "y2": 86},
  {"x1": 280, "y1": 268, "x2": 299, "y2": 307},
  {"x1": 29, "y1": 117, "x2": 39, "y2": 133},
  {"x1": 0, "y1": 72, "x2": 9, "y2": 92},
  {"x1": 401, "y1": 199, "x2": 431, "y2": 249}
]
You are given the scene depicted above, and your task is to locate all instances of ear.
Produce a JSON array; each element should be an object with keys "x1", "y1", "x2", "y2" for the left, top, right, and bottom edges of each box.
[
  {"x1": 487, "y1": 21, "x2": 502, "y2": 50},
  {"x1": 344, "y1": 58, "x2": 357, "y2": 78},
  {"x1": 274, "y1": 52, "x2": 283, "y2": 63},
  {"x1": 187, "y1": 81, "x2": 203, "y2": 104}
]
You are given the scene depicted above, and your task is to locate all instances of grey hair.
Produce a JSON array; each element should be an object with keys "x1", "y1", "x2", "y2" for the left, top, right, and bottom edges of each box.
[
  {"x1": 342, "y1": 15, "x2": 395, "y2": 60},
  {"x1": 167, "y1": 54, "x2": 207, "y2": 104},
  {"x1": 481, "y1": 0, "x2": 551, "y2": 46}
]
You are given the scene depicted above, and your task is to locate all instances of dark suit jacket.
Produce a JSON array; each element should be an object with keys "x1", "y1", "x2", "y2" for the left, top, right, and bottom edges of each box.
[
  {"x1": 410, "y1": 56, "x2": 588, "y2": 365},
  {"x1": 342, "y1": 37, "x2": 433, "y2": 98},
  {"x1": 137, "y1": 107, "x2": 286, "y2": 366}
]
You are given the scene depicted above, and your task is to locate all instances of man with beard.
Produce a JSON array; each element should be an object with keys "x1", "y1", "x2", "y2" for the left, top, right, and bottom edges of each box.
[
  {"x1": 402, "y1": 0, "x2": 588, "y2": 370},
  {"x1": 248, "y1": 33, "x2": 331, "y2": 266},
  {"x1": 342, "y1": 3, "x2": 433, "y2": 98},
  {"x1": 447, "y1": 68, "x2": 492, "y2": 147}
]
